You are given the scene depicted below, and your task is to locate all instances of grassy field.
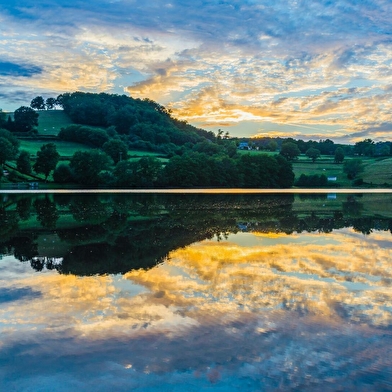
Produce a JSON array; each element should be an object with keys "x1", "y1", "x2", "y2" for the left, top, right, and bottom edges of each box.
[
  {"x1": 36, "y1": 110, "x2": 74, "y2": 135},
  {"x1": 20, "y1": 140, "x2": 94, "y2": 157},
  {"x1": 293, "y1": 156, "x2": 392, "y2": 187},
  {"x1": 292, "y1": 156, "x2": 349, "y2": 187},
  {"x1": 237, "y1": 150, "x2": 392, "y2": 188},
  {"x1": 362, "y1": 157, "x2": 392, "y2": 185}
]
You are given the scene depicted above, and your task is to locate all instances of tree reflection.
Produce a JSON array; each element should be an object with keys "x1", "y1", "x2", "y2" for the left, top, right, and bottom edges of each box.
[
  {"x1": 34, "y1": 196, "x2": 59, "y2": 229},
  {"x1": 0, "y1": 193, "x2": 391, "y2": 275}
]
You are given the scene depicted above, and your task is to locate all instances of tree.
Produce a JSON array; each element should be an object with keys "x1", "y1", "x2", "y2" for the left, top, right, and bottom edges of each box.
[
  {"x1": 70, "y1": 150, "x2": 112, "y2": 185},
  {"x1": 267, "y1": 140, "x2": 278, "y2": 152},
  {"x1": 45, "y1": 97, "x2": 57, "y2": 110},
  {"x1": 305, "y1": 147, "x2": 321, "y2": 163},
  {"x1": 17, "y1": 150, "x2": 32, "y2": 174},
  {"x1": 53, "y1": 163, "x2": 73, "y2": 183},
  {"x1": 0, "y1": 137, "x2": 15, "y2": 166},
  {"x1": 102, "y1": 139, "x2": 129, "y2": 164},
  {"x1": 0, "y1": 129, "x2": 20, "y2": 154},
  {"x1": 137, "y1": 157, "x2": 162, "y2": 187},
  {"x1": 280, "y1": 142, "x2": 300, "y2": 161},
  {"x1": 334, "y1": 147, "x2": 345, "y2": 163},
  {"x1": 14, "y1": 106, "x2": 39, "y2": 133},
  {"x1": 354, "y1": 139, "x2": 375, "y2": 157},
  {"x1": 275, "y1": 154, "x2": 295, "y2": 188},
  {"x1": 343, "y1": 159, "x2": 363, "y2": 179},
  {"x1": 34, "y1": 143, "x2": 60, "y2": 180},
  {"x1": 112, "y1": 105, "x2": 138, "y2": 134},
  {"x1": 0, "y1": 109, "x2": 6, "y2": 127},
  {"x1": 4, "y1": 115, "x2": 14, "y2": 132},
  {"x1": 30, "y1": 96, "x2": 46, "y2": 110}
]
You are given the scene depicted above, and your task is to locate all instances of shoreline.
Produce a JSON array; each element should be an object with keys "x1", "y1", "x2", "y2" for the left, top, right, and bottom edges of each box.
[{"x1": 1, "y1": 188, "x2": 392, "y2": 194}]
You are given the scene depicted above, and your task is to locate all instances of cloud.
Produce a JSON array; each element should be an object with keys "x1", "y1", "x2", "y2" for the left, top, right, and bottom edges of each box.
[
  {"x1": 1, "y1": 0, "x2": 392, "y2": 139},
  {"x1": 0, "y1": 287, "x2": 41, "y2": 304},
  {"x1": 0, "y1": 61, "x2": 42, "y2": 77}
]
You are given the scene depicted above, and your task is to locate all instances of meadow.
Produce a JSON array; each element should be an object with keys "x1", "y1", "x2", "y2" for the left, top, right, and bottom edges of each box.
[
  {"x1": 238, "y1": 149, "x2": 392, "y2": 188},
  {"x1": 36, "y1": 110, "x2": 74, "y2": 135}
]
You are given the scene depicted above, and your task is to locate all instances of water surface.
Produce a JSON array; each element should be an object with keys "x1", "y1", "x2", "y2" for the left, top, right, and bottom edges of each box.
[{"x1": 0, "y1": 192, "x2": 391, "y2": 391}]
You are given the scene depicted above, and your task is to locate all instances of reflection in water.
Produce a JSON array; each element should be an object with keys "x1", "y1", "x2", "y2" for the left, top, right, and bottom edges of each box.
[{"x1": 0, "y1": 193, "x2": 392, "y2": 390}]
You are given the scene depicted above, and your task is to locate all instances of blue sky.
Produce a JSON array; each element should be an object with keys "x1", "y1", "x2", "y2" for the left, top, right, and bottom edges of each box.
[{"x1": 1, "y1": 0, "x2": 392, "y2": 141}]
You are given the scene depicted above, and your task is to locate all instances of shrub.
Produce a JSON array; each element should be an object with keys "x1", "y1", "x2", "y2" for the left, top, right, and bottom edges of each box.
[{"x1": 53, "y1": 164, "x2": 73, "y2": 183}]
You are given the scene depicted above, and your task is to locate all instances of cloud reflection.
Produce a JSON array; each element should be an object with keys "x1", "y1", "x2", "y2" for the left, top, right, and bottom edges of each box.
[{"x1": 1, "y1": 228, "x2": 392, "y2": 389}]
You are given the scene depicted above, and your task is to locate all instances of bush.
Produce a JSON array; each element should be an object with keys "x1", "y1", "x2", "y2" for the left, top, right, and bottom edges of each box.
[
  {"x1": 295, "y1": 174, "x2": 328, "y2": 187},
  {"x1": 58, "y1": 125, "x2": 109, "y2": 147},
  {"x1": 352, "y1": 178, "x2": 364, "y2": 186},
  {"x1": 53, "y1": 164, "x2": 73, "y2": 183}
]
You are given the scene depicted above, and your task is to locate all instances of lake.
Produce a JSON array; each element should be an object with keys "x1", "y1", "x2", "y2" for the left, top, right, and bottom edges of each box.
[{"x1": 0, "y1": 191, "x2": 391, "y2": 391}]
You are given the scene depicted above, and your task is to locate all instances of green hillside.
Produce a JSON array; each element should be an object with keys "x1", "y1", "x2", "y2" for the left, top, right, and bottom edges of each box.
[{"x1": 36, "y1": 110, "x2": 74, "y2": 135}]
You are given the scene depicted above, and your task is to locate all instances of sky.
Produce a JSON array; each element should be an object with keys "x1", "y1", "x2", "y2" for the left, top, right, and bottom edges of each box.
[{"x1": 0, "y1": 0, "x2": 392, "y2": 142}]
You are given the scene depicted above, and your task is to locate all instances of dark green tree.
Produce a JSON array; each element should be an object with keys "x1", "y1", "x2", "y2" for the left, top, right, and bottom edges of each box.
[
  {"x1": 276, "y1": 154, "x2": 295, "y2": 188},
  {"x1": 70, "y1": 150, "x2": 112, "y2": 185},
  {"x1": 354, "y1": 139, "x2": 375, "y2": 157},
  {"x1": 112, "y1": 105, "x2": 138, "y2": 134},
  {"x1": 16, "y1": 150, "x2": 32, "y2": 174},
  {"x1": 137, "y1": 157, "x2": 162, "y2": 187},
  {"x1": 53, "y1": 163, "x2": 73, "y2": 183},
  {"x1": 30, "y1": 96, "x2": 46, "y2": 110},
  {"x1": 0, "y1": 109, "x2": 6, "y2": 127},
  {"x1": 280, "y1": 142, "x2": 300, "y2": 161},
  {"x1": 102, "y1": 139, "x2": 129, "y2": 164},
  {"x1": 33, "y1": 143, "x2": 60, "y2": 180},
  {"x1": 45, "y1": 97, "x2": 57, "y2": 110},
  {"x1": 305, "y1": 147, "x2": 321, "y2": 162},
  {"x1": 0, "y1": 129, "x2": 20, "y2": 169},
  {"x1": 0, "y1": 129, "x2": 20, "y2": 152},
  {"x1": 14, "y1": 106, "x2": 39, "y2": 133},
  {"x1": 0, "y1": 137, "x2": 15, "y2": 166},
  {"x1": 334, "y1": 147, "x2": 345, "y2": 163},
  {"x1": 343, "y1": 159, "x2": 364, "y2": 179},
  {"x1": 267, "y1": 140, "x2": 278, "y2": 152}
]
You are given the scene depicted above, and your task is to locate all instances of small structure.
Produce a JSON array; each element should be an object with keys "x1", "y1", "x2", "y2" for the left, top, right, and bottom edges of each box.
[
  {"x1": 327, "y1": 177, "x2": 337, "y2": 182},
  {"x1": 238, "y1": 142, "x2": 249, "y2": 150}
]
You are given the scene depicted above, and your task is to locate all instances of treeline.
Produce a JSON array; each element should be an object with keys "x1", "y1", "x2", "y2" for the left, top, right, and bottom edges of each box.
[
  {"x1": 54, "y1": 150, "x2": 294, "y2": 188},
  {"x1": 0, "y1": 106, "x2": 38, "y2": 134},
  {"x1": 242, "y1": 136, "x2": 391, "y2": 157}
]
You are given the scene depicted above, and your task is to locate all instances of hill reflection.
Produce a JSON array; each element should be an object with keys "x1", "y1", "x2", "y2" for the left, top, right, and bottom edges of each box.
[{"x1": 0, "y1": 193, "x2": 391, "y2": 276}]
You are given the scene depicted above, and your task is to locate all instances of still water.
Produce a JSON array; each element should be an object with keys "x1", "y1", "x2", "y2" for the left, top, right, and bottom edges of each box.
[{"x1": 0, "y1": 192, "x2": 391, "y2": 391}]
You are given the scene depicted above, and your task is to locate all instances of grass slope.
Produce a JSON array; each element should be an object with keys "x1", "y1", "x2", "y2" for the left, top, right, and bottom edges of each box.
[
  {"x1": 36, "y1": 110, "x2": 74, "y2": 135},
  {"x1": 362, "y1": 157, "x2": 392, "y2": 186},
  {"x1": 20, "y1": 140, "x2": 94, "y2": 157},
  {"x1": 292, "y1": 156, "x2": 349, "y2": 187}
]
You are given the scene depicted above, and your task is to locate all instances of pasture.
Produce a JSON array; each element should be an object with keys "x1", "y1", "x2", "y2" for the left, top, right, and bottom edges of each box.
[
  {"x1": 237, "y1": 150, "x2": 392, "y2": 188},
  {"x1": 20, "y1": 140, "x2": 94, "y2": 158},
  {"x1": 36, "y1": 110, "x2": 74, "y2": 135}
]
